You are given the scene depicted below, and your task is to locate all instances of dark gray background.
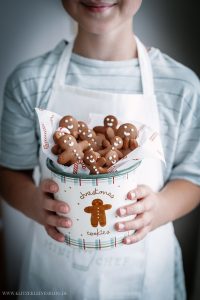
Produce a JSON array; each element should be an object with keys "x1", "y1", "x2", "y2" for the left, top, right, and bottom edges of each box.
[{"x1": 0, "y1": 0, "x2": 199, "y2": 299}]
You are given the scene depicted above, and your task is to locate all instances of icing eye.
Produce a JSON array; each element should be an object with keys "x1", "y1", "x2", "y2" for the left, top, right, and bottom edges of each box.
[
  {"x1": 106, "y1": 118, "x2": 110, "y2": 121},
  {"x1": 111, "y1": 119, "x2": 114, "y2": 122},
  {"x1": 113, "y1": 154, "x2": 117, "y2": 158},
  {"x1": 69, "y1": 137, "x2": 72, "y2": 140},
  {"x1": 64, "y1": 140, "x2": 67, "y2": 143},
  {"x1": 82, "y1": 124, "x2": 85, "y2": 127},
  {"x1": 83, "y1": 132, "x2": 86, "y2": 135},
  {"x1": 65, "y1": 120, "x2": 68, "y2": 123},
  {"x1": 90, "y1": 155, "x2": 93, "y2": 158},
  {"x1": 131, "y1": 128, "x2": 134, "y2": 131},
  {"x1": 78, "y1": 124, "x2": 80, "y2": 127},
  {"x1": 86, "y1": 156, "x2": 89, "y2": 159},
  {"x1": 116, "y1": 138, "x2": 119, "y2": 141},
  {"x1": 70, "y1": 118, "x2": 73, "y2": 121},
  {"x1": 124, "y1": 125, "x2": 127, "y2": 129}
]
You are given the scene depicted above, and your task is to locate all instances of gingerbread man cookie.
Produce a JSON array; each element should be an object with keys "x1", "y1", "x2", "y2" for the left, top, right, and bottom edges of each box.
[
  {"x1": 98, "y1": 134, "x2": 123, "y2": 159},
  {"x1": 59, "y1": 115, "x2": 79, "y2": 139},
  {"x1": 51, "y1": 127, "x2": 70, "y2": 155},
  {"x1": 117, "y1": 123, "x2": 138, "y2": 150},
  {"x1": 79, "y1": 128, "x2": 109, "y2": 152},
  {"x1": 83, "y1": 150, "x2": 108, "y2": 175},
  {"x1": 78, "y1": 121, "x2": 88, "y2": 137},
  {"x1": 79, "y1": 128, "x2": 99, "y2": 151},
  {"x1": 84, "y1": 199, "x2": 112, "y2": 227},
  {"x1": 104, "y1": 150, "x2": 120, "y2": 167},
  {"x1": 93, "y1": 115, "x2": 118, "y2": 135},
  {"x1": 57, "y1": 134, "x2": 89, "y2": 165}
]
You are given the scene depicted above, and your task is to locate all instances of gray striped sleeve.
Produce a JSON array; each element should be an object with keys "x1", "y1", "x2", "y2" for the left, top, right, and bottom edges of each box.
[{"x1": 0, "y1": 71, "x2": 39, "y2": 169}]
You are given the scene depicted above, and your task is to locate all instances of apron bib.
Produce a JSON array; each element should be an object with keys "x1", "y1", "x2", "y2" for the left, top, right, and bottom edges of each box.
[{"x1": 19, "y1": 38, "x2": 175, "y2": 300}]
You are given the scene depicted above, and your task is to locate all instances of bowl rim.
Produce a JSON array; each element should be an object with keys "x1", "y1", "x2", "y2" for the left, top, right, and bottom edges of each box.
[{"x1": 46, "y1": 158, "x2": 141, "y2": 180}]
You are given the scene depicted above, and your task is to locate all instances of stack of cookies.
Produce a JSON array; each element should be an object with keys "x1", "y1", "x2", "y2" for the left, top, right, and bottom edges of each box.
[{"x1": 51, "y1": 115, "x2": 138, "y2": 175}]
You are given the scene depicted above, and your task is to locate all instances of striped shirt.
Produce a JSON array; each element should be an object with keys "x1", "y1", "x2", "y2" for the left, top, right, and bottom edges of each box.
[{"x1": 0, "y1": 40, "x2": 200, "y2": 187}]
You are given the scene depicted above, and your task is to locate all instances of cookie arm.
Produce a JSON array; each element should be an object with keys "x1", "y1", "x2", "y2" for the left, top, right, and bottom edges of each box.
[
  {"x1": 98, "y1": 148, "x2": 110, "y2": 156},
  {"x1": 78, "y1": 140, "x2": 89, "y2": 151},
  {"x1": 103, "y1": 204, "x2": 112, "y2": 210},
  {"x1": 97, "y1": 157, "x2": 107, "y2": 167},
  {"x1": 84, "y1": 207, "x2": 93, "y2": 213},
  {"x1": 93, "y1": 126, "x2": 106, "y2": 134},
  {"x1": 57, "y1": 151, "x2": 71, "y2": 165},
  {"x1": 116, "y1": 149, "x2": 123, "y2": 159}
]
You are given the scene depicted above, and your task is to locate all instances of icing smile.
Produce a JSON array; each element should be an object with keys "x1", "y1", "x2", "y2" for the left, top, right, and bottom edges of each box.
[
  {"x1": 114, "y1": 142, "x2": 120, "y2": 147},
  {"x1": 124, "y1": 131, "x2": 131, "y2": 137},
  {"x1": 67, "y1": 125, "x2": 74, "y2": 130},
  {"x1": 107, "y1": 122, "x2": 113, "y2": 127},
  {"x1": 69, "y1": 142, "x2": 74, "y2": 146}
]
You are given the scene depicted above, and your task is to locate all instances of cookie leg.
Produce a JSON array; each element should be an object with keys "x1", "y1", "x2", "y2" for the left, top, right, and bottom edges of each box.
[
  {"x1": 99, "y1": 214, "x2": 107, "y2": 227},
  {"x1": 91, "y1": 215, "x2": 98, "y2": 227}
]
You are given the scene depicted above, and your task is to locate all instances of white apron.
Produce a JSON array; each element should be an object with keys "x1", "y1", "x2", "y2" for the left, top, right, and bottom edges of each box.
[{"x1": 19, "y1": 38, "x2": 176, "y2": 300}]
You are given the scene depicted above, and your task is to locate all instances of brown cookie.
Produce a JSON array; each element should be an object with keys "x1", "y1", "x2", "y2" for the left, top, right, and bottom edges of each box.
[
  {"x1": 93, "y1": 115, "x2": 118, "y2": 135},
  {"x1": 57, "y1": 134, "x2": 89, "y2": 165},
  {"x1": 104, "y1": 150, "x2": 120, "y2": 167},
  {"x1": 59, "y1": 116, "x2": 79, "y2": 138},
  {"x1": 117, "y1": 123, "x2": 138, "y2": 150},
  {"x1": 78, "y1": 121, "x2": 88, "y2": 137},
  {"x1": 98, "y1": 135, "x2": 123, "y2": 158},
  {"x1": 83, "y1": 150, "x2": 108, "y2": 175},
  {"x1": 84, "y1": 199, "x2": 112, "y2": 227}
]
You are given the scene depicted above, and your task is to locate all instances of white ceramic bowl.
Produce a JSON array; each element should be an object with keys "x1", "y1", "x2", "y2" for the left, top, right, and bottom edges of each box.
[{"x1": 47, "y1": 159, "x2": 140, "y2": 250}]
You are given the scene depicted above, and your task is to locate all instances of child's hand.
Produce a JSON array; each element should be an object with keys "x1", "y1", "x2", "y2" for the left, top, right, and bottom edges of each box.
[
  {"x1": 34, "y1": 179, "x2": 72, "y2": 243},
  {"x1": 115, "y1": 185, "x2": 160, "y2": 245}
]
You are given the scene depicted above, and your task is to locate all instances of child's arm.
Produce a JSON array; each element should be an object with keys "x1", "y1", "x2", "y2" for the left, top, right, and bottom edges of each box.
[
  {"x1": 0, "y1": 167, "x2": 71, "y2": 242},
  {"x1": 115, "y1": 179, "x2": 200, "y2": 244}
]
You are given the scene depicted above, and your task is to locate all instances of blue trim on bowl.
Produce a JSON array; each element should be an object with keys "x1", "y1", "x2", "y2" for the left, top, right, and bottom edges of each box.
[{"x1": 46, "y1": 158, "x2": 141, "y2": 179}]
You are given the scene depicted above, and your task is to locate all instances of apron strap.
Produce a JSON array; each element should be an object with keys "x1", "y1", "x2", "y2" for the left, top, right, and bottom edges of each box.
[
  {"x1": 135, "y1": 36, "x2": 154, "y2": 96},
  {"x1": 53, "y1": 37, "x2": 155, "y2": 96},
  {"x1": 52, "y1": 41, "x2": 74, "y2": 89}
]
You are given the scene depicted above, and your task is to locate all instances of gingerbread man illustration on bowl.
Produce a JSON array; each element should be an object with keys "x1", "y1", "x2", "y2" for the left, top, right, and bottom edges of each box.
[{"x1": 84, "y1": 199, "x2": 112, "y2": 227}]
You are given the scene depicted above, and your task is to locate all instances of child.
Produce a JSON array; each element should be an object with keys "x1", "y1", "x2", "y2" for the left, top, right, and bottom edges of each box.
[{"x1": 0, "y1": 0, "x2": 200, "y2": 299}]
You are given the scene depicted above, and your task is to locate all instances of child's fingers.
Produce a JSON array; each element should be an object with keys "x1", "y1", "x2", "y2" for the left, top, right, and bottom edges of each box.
[
  {"x1": 123, "y1": 226, "x2": 151, "y2": 245},
  {"x1": 40, "y1": 179, "x2": 59, "y2": 193},
  {"x1": 115, "y1": 212, "x2": 152, "y2": 232},
  {"x1": 126, "y1": 185, "x2": 152, "y2": 200},
  {"x1": 45, "y1": 212, "x2": 72, "y2": 228},
  {"x1": 117, "y1": 197, "x2": 154, "y2": 217},
  {"x1": 44, "y1": 198, "x2": 70, "y2": 214},
  {"x1": 44, "y1": 224, "x2": 65, "y2": 243}
]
